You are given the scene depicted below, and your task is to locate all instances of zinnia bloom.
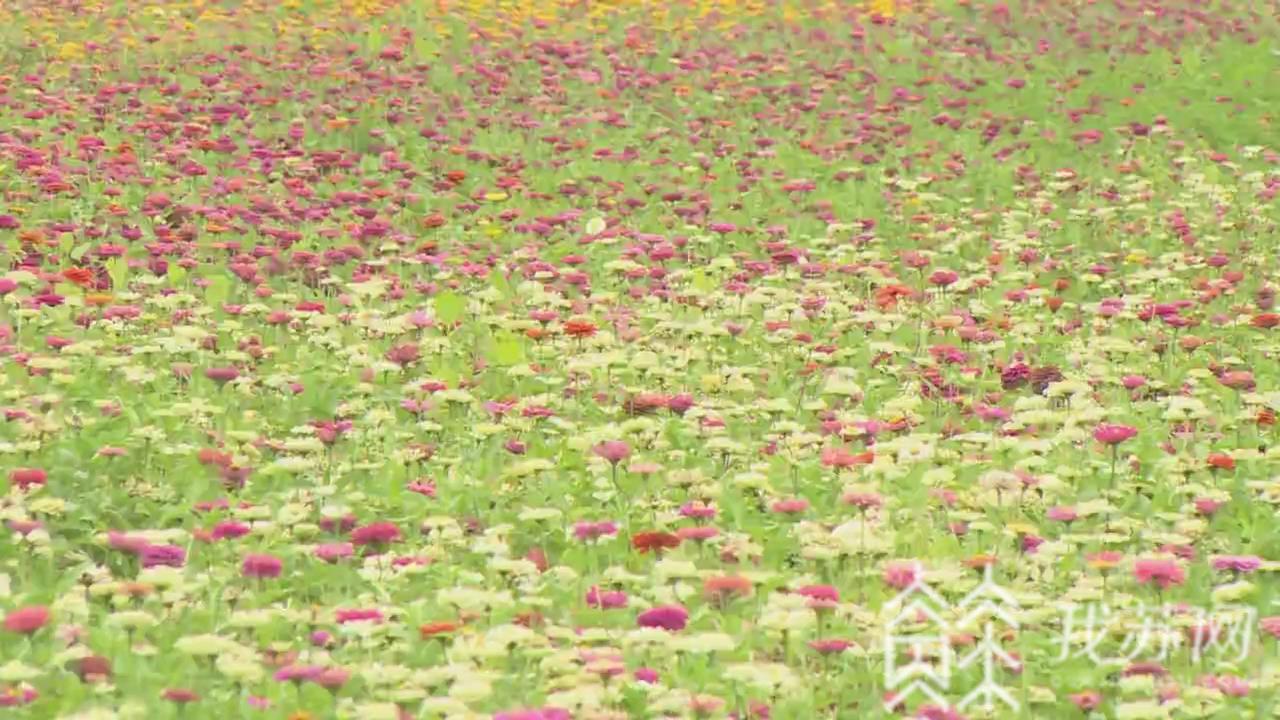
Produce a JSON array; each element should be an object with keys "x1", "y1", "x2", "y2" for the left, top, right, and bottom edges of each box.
[
  {"x1": 636, "y1": 604, "x2": 689, "y2": 631},
  {"x1": 242, "y1": 553, "x2": 283, "y2": 579},
  {"x1": 585, "y1": 587, "x2": 628, "y2": 609},
  {"x1": 592, "y1": 440, "x2": 631, "y2": 464},
  {"x1": 631, "y1": 531, "x2": 681, "y2": 554},
  {"x1": 8, "y1": 468, "x2": 46, "y2": 491},
  {"x1": 3, "y1": 606, "x2": 49, "y2": 634},
  {"x1": 1093, "y1": 423, "x2": 1138, "y2": 445},
  {"x1": 1133, "y1": 558, "x2": 1185, "y2": 589},
  {"x1": 351, "y1": 522, "x2": 401, "y2": 547}
]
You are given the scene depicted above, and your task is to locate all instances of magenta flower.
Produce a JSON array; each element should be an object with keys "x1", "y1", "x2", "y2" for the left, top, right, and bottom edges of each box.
[
  {"x1": 351, "y1": 521, "x2": 401, "y2": 547},
  {"x1": 636, "y1": 604, "x2": 688, "y2": 631},
  {"x1": 573, "y1": 521, "x2": 619, "y2": 541},
  {"x1": 140, "y1": 544, "x2": 186, "y2": 568},
  {"x1": 1211, "y1": 555, "x2": 1262, "y2": 574},
  {"x1": 242, "y1": 553, "x2": 283, "y2": 579},
  {"x1": 585, "y1": 586, "x2": 628, "y2": 609}
]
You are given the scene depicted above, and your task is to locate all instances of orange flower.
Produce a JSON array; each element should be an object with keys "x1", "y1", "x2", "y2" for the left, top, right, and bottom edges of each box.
[
  {"x1": 563, "y1": 319, "x2": 598, "y2": 339},
  {"x1": 62, "y1": 267, "x2": 95, "y2": 287},
  {"x1": 964, "y1": 554, "x2": 997, "y2": 570},
  {"x1": 874, "y1": 284, "x2": 915, "y2": 309},
  {"x1": 84, "y1": 293, "x2": 113, "y2": 307},
  {"x1": 703, "y1": 575, "x2": 753, "y2": 605},
  {"x1": 1257, "y1": 408, "x2": 1276, "y2": 427},
  {"x1": 419, "y1": 621, "x2": 460, "y2": 638},
  {"x1": 422, "y1": 213, "x2": 446, "y2": 229}
]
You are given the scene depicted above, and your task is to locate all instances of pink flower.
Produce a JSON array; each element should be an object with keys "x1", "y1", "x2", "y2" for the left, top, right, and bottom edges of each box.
[
  {"x1": 592, "y1": 440, "x2": 631, "y2": 465},
  {"x1": 842, "y1": 491, "x2": 883, "y2": 510},
  {"x1": 242, "y1": 554, "x2": 283, "y2": 579},
  {"x1": 1046, "y1": 506, "x2": 1078, "y2": 523},
  {"x1": 770, "y1": 498, "x2": 809, "y2": 514},
  {"x1": 1211, "y1": 555, "x2": 1261, "y2": 573},
  {"x1": 107, "y1": 531, "x2": 150, "y2": 554},
  {"x1": 1194, "y1": 497, "x2": 1226, "y2": 516},
  {"x1": 0, "y1": 685, "x2": 38, "y2": 707},
  {"x1": 795, "y1": 585, "x2": 839, "y2": 609},
  {"x1": 585, "y1": 586, "x2": 628, "y2": 609},
  {"x1": 312, "y1": 667, "x2": 350, "y2": 690},
  {"x1": 882, "y1": 562, "x2": 919, "y2": 590},
  {"x1": 573, "y1": 521, "x2": 619, "y2": 541},
  {"x1": 3, "y1": 606, "x2": 49, "y2": 634},
  {"x1": 636, "y1": 604, "x2": 688, "y2": 631},
  {"x1": 634, "y1": 668, "x2": 659, "y2": 684},
  {"x1": 808, "y1": 639, "x2": 852, "y2": 655},
  {"x1": 334, "y1": 608, "x2": 383, "y2": 624},
  {"x1": 314, "y1": 543, "x2": 354, "y2": 563},
  {"x1": 1133, "y1": 558, "x2": 1185, "y2": 589},
  {"x1": 407, "y1": 480, "x2": 437, "y2": 497},
  {"x1": 1093, "y1": 423, "x2": 1138, "y2": 445},
  {"x1": 1069, "y1": 691, "x2": 1101, "y2": 711}
]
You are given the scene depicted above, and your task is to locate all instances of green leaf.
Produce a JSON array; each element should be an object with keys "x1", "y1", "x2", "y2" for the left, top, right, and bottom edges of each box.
[
  {"x1": 168, "y1": 264, "x2": 188, "y2": 288},
  {"x1": 435, "y1": 291, "x2": 465, "y2": 325},
  {"x1": 106, "y1": 258, "x2": 127, "y2": 291},
  {"x1": 489, "y1": 269, "x2": 514, "y2": 299},
  {"x1": 691, "y1": 269, "x2": 716, "y2": 294},
  {"x1": 489, "y1": 332, "x2": 525, "y2": 366},
  {"x1": 69, "y1": 242, "x2": 91, "y2": 262},
  {"x1": 206, "y1": 274, "x2": 230, "y2": 307}
]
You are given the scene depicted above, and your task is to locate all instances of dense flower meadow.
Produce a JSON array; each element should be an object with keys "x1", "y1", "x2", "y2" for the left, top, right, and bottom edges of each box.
[{"x1": 2, "y1": 0, "x2": 1280, "y2": 718}]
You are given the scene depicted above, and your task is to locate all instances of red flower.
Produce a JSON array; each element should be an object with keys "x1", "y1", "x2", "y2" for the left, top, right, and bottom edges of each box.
[
  {"x1": 1207, "y1": 453, "x2": 1235, "y2": 471},
  {"x1": 162, "y1": 688, "x2": 199, "y2": 704},
  {"x1": 1252, "y1": 313, "x2": 1280, "y2": 329},
  {"x1": 631, "y1": 531, "x2": 681, "y2": 554},
  {"x1": 8, "y1": 468, "x2": 46, "y2": 490},
  {"x1": 3, "y1": 606, "x2": 49, "y2": 634}
]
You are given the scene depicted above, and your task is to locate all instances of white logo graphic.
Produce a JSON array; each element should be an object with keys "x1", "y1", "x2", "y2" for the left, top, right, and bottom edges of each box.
[
  {"x1": 1056, "y1": 601, "x2": 1257, "y2": 665},
  {"x1": 882, "y1": 562, "x2": 1021, "y2": 714}
]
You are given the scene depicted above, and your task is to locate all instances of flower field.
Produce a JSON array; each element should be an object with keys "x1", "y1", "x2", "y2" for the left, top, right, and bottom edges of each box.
[{"x1": 2, "y1": 0, "x2": 1280, "y2": 718}]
